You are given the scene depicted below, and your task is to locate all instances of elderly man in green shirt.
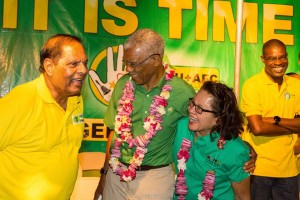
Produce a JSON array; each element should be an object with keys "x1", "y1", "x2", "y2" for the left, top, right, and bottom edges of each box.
[{"x1": 94, "y1": 29, "x2": 195, "y2": 200}]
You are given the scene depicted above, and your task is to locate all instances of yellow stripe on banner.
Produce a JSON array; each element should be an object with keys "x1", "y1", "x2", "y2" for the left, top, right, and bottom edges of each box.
[
  {"x1": 3, "y1": 0, "x2": 18, "y2": 29},
  {"x1": 84, "y1": 0, "x2": 98, "y2": 33},
  {"x1": 34, "y1": 0, "x2": 48, "y2": 30}
]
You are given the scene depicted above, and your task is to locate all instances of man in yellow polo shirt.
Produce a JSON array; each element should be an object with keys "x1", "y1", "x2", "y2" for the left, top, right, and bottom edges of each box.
[
  {"x1": 241, "y1": 39, "x2": 300, "y2": 199},
  {"x1": 0, "y1": 34, "x2": 88, "y2": 199}
]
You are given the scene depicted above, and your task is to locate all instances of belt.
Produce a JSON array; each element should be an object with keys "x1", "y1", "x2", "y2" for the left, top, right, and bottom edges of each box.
[{"x1": 121, "y1": 162, "x2": 169, "y2": 171}]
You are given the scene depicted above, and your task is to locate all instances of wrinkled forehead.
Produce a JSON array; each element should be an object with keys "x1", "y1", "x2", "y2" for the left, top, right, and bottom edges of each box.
[
  {"x1": 123, "y1": 45, "x2": 147, "y2": 59},
  {"x1": 54, "y1": 42, "x2": 86, "y2": 64}
]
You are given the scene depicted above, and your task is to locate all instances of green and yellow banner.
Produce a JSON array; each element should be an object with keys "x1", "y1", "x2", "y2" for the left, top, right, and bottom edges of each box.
[{"x1": 0, "y1": 0, "x2": 299, "y2": 152}]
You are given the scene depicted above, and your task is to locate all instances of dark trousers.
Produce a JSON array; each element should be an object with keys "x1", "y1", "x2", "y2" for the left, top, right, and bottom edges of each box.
[{"x1": 250, "y1": 175, "x2": 298, "y2": 200}]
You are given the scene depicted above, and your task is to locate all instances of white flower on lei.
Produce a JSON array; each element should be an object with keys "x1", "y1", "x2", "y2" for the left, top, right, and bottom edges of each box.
[
  {"x1": 122, "y1": 175, "x2": 132, "y2": 182},
  {"x1": 130, "y1": 157, "x2": 143, "y2": 166},
  {"x1": 198, "y1": 194, "x2": 206, "y2": 200},
  {"x1": 109, "y1": 157, "x2": 120, "y2": 171},
  {"x1": 143, "y1": 121, "x2": 151, "y2": 131},
  {"x1": 121, "y1": 115, "x2": 129, "y2": 123},
  {"x1": 157, "y1": 105, "x2": 166, "y2": 115},
  {"x1": 122, "y1": 132, "x2": 131, "y2": 140},
  {"x1": 143, "y1": 116, "x2": 155, "y2": 130},
  {"x1": 161, "y1": 90, "x2": 170, "y2": 99},
  {"x1": 177, "y1": 158, "x2": 187, "y2": 171},
  {"x1": 114, "y1": 121, "x2": 122, "y2": 132}
]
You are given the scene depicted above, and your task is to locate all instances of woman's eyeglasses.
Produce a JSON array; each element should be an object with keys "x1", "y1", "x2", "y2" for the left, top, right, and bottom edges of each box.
[{"x1": 188, "y1": 98, "x2": 217, "y2": 114}]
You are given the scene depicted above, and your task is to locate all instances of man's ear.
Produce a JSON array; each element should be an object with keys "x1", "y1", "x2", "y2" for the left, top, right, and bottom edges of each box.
[
  {"x1": 153, "y1": 55, "x2": 162, "y2": 66},
  {"x1": 43, "y1": 58, "x2": 54, "y2": 76}
]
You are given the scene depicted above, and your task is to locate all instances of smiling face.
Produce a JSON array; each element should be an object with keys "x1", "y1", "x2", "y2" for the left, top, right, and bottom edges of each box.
[
  {"x1": 122, "y1": 29, "x2": 166, "y2": 91},
  {"x1": 123, "y1": 44, "x2": 163, "y2": 90},
  {"x1": 261, "y1": 43, "x2": 288, "y2": 83},
  {"x1": 45, "y1": 41, "x2": 88, "y2": 98},
  {"x1": 188, "y1": 89, "x2": 218, "y2": 136}
]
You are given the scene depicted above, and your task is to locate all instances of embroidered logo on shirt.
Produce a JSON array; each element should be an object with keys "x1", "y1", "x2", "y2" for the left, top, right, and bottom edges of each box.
[
  {"x1": 284, "y1": 92, "x2": 290, "y2": 100},
  {"x1": 72, "y1": 114, "x2": 84, "y2": 124},
  {"x1": 166, "y1": 107, "x2": 174, "y2": 115},
  {"x1": 206, "y1": 155, "x2": 221, "y2": 166}
]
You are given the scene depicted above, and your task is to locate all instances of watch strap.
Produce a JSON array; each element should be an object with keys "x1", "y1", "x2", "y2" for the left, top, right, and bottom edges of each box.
[
  {"x1": 100, "y1": 167, "x2": 108, "y2": 174},
  {"x1": 274, "y1": 116, "x2": 281, "y2": 125}
]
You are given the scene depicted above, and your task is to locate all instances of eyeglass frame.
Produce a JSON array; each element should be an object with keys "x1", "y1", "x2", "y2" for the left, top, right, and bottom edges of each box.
[
  {"x1": 122, "y1": 53, "x2": 160, "y2": 70},
  {"x1": 188, "y1": 98, "x2": 217, "y2": 114},
  {"x1": 263, "y1": 53, "x2": 288, "y2": 63}
]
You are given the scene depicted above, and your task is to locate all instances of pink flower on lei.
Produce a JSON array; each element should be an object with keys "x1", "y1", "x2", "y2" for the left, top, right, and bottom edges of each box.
[{"x1": 164, "y1": 63, "x2": 175, "y2": 80}]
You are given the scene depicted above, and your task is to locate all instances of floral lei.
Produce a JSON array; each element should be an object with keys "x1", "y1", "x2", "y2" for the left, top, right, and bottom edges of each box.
[
  {"x1": 176, "y1": 136, "x2": 226, "y2": 200},
  {"x1": 109, "y1": 63, "x2": 175, "y2": 182}
]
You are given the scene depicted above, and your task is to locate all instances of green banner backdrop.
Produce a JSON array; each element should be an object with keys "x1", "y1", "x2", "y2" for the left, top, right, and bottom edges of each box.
[{"x1": 0, "y1": 0, "x2": 299, "y2": 152}]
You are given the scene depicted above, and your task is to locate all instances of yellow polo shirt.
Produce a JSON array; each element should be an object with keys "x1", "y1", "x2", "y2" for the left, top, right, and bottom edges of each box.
[
  {"x1": 241, "y1": 69, "x2": 300, "y2": 177},
  {"x1": 0, "y1": 74, "x2": 84, "y2": 200}
]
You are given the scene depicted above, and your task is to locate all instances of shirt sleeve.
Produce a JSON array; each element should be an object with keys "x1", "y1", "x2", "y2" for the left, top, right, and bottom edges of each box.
[
  {"x1": 225, "y1": 138, "x2": 250, "y2": 182},
  {"x1": 241, "y1": 78, "x2": 262, "y2": 117},
  {"x1": 0, "y1": 88, "x2": 32, "y2": 150}
]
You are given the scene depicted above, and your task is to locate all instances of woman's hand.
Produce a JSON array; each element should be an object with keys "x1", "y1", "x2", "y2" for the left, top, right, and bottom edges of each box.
[{"x1": 243, "y1": 141, "x2": 257, "y2": 174}]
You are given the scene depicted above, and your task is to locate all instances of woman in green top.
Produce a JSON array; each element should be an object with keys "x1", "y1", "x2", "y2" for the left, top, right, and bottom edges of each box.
[{"x1": 173, "y1": 81, "x2": 251, "y2": 200}]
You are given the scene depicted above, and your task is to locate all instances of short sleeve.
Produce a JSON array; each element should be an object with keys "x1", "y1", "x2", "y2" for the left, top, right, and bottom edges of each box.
[{"x1": 224, "y1": 138, "x2": 250, "y2": 182}]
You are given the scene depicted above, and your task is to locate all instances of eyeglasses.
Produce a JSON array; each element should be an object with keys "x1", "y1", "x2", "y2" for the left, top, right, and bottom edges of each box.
[
  {"x1": 263, "y1": 54, "x2": 288, "y2": 63},
  {"x1": 188, "y1": 98, "x2": 217, "y2": 114},
  {"x1": 122, "y1": 54, "x2": 160, "y2": 69}
]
